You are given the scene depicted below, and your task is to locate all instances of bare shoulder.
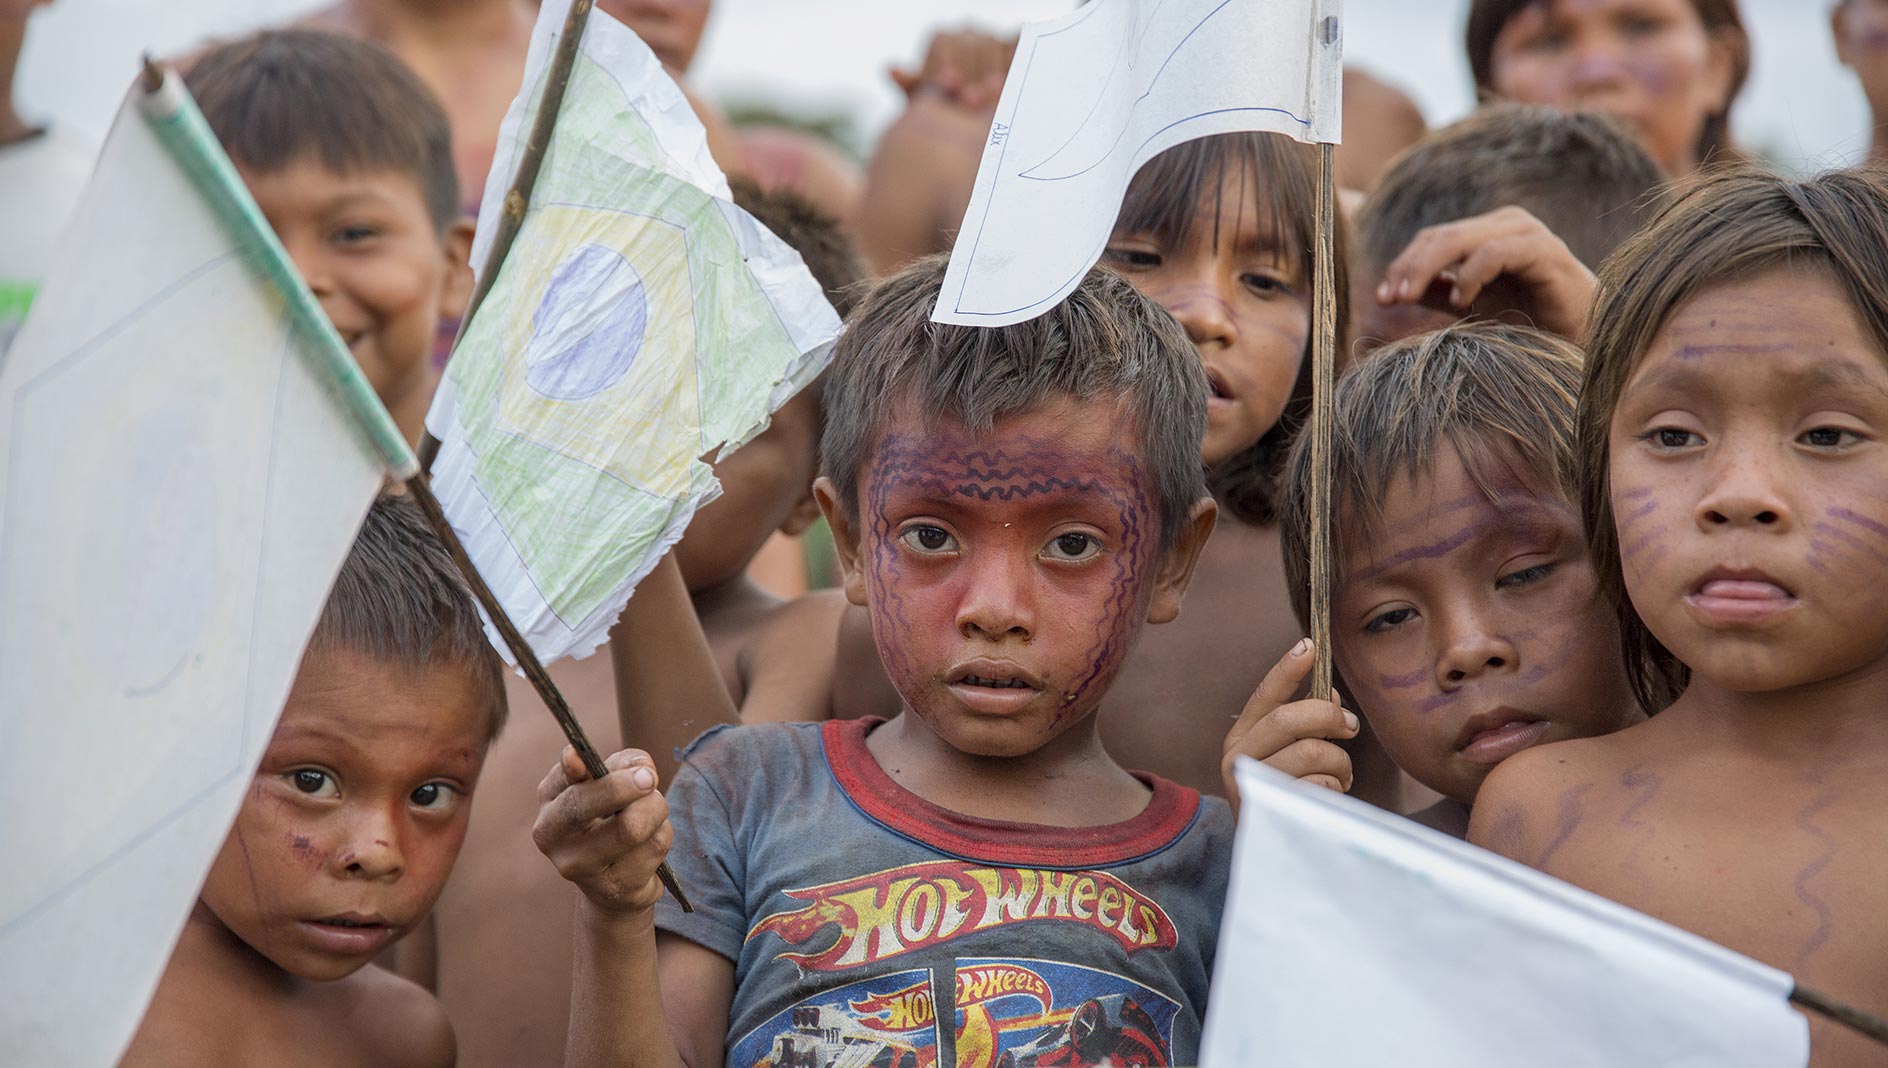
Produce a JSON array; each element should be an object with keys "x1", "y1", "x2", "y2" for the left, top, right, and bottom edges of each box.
[
  {"x1": 829, "y1": 596, "x2": 901, "y2": 719},
  {"x1": 1468, "y1": 734, "x2": 1623, "y2": 864},
  {"x1": 739, "y1": 589, "x2": 850, "y2": 722},
  {"x1": 336, "y1": 964, "x2": 455, "y2": 1068}
]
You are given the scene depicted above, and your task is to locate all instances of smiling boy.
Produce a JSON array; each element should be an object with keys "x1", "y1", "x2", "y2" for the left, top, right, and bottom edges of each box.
[
  {"x1": 185, "y1": 30, "x2": 474, "y2": 446},
  {"x1": 1236, "y1": 324, "x2": 1641, "y2": 836},
  {"x1": 122, "y1": 494, "x2": 506, "y2": 1066},
  {"x1": 531, "y1": 258, "x2": 1233, "y2": 1067}
]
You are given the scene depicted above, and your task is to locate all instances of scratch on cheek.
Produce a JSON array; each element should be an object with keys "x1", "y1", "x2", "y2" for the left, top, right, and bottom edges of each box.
[
  {"x1": 232, "y1": 827, "x2": 274, "y2": 954},
  {"x1": 288, "y1": 834, "x2": 321, "y2": 867},
  {"x1": 1534, "y1": 782, "x2": 1593, "y2": 870},
  {"x1": 1616, "y1": 766, "x2": 1662, "y2": 828},
  {"x1": 1791, "y1": 786, "x2": 1840, "y2": 968}
]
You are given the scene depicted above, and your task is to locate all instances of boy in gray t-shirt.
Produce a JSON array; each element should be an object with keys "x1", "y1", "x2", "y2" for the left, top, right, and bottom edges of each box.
[{"x1": 535, "y1": 257, "x2": 1285, "y2": 1066}]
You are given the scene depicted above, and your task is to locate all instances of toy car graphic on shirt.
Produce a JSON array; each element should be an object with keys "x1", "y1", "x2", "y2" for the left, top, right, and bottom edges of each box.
[
  {"x1": 767, "y1": 1003, "x2": 926, "y2": 1068},
  {"x1": 994, "y1": 993, "x2": 1169, "y2": 1068}
]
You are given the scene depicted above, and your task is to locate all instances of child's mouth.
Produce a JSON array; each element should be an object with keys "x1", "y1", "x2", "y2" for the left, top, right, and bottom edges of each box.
[
  {"x1": 1686, "y1": 569, "x2": 1796, "y2": 626},
  {"x1": 299, "y1": 913, "x2": 396, "y2": 954},
  {"x1": 959, "y1": 674, "x2": 1032, "y2": 689}
]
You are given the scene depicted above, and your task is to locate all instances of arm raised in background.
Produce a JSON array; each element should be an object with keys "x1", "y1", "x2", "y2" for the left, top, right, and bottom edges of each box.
[{"x1": 608, "y1": 552, "x2": 738, "y2": 788}]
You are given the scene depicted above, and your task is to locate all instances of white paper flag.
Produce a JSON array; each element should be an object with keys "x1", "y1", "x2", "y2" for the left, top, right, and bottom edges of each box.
[
  {"x1": 425, "y1": 0, "x2": 840, "y2": 666},
  {"x1": 934, "y1": 0, "x2": 1344, "y2": 327},
  {"x1": 0, "y1": 76, "x2": 396, "y2": 1068},
  {"x1": 1203, "y1": 759, "x2": 1811, "y2": 1067}
]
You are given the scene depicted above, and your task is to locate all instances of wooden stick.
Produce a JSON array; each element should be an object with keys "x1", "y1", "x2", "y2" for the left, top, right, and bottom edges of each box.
[
  {"x1": 419, "y1": 0, "x2": 595, "y2": 477},
  {"x1": 1792, "y1": 983, "x2": 1888, "y2": 1049},
  {"x1": 405, "y1": 473, "x2": 692, "y2": 913},
  {"x1": 1306, "y1": 141, "x2": 1339, "y2": 701}
]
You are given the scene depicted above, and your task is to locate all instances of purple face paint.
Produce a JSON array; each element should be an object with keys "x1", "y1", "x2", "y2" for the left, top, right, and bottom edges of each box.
[{"x1": 1790, "y1": 787, "x2": 1840, "y2": 968}]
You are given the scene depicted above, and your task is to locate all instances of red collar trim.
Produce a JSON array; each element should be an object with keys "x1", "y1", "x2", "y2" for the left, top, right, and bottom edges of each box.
[{"x1": 820, "y1": 717, "x2": 1202, "y2": 869}]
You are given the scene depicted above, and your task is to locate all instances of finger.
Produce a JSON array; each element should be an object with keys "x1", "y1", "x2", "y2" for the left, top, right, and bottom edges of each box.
[
  {"x1": 1227, "y1": 639, "x2": 1318, "y2": 745},
  {"x1": 1302, "y1": 774, "x2": 1346, "y2": 793},
  {"x1": 537, "y1": 750, "x2": 576, "y2": 804},
  {"x1": 550, "y1": 764, "x2": 660, "y2": 831},
  {"x1": 1267, "y1": 738, "x2": 1354, "y2": 791},
  {"x1": 562, "y1": 745, "x2": 591, "y2": 784},
  {"x1": 1379, "y1": 219, "x2": 1488, "y2": 304},
  {"x1": 1234, "y1": 700, "x2": 1358, "y2": 767},
  {"x1": 551, "y1": 793, "x2": 673, "y2": 880},
  {"x1": 1447, "y1": 236, "x2": 1534, "y2": 308}
]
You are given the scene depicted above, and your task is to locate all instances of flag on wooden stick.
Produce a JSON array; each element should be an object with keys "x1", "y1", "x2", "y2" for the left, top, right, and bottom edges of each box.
[
  {"x1": 424, "y1": 0, "x2": 841, "y2": 667},
  {"x1": 0, "y1": 69, "x2": 411, "y2": 1068}
]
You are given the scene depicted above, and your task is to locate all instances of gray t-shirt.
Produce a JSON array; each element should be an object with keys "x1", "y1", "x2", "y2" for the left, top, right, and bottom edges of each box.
[{"x1": 655, "y1": 718, "x2": 1234, "y2": 1068}]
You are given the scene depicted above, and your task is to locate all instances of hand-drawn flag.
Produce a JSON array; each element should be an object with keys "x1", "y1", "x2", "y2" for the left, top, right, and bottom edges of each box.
[
  {"x1": 934, "y1": 0, "x2": 1344, "y2": 326},
  {"x1": 0, "y1": 72, "x2": 410, "y2": 1068},
  {"x1": 425, "y1": 0, "x2": 841, "y2": 665},
  {"x1": 1202, "y1": 759, "x2": 1811, "y2": 1067}
]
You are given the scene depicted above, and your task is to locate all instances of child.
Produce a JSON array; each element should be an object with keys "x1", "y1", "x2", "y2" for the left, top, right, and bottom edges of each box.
[
  {"x1": 1237, "y1": 323, "x2": 1641, "y2": 837},
  {"x1": 1834, "y1": 0, "x2": 1888, "y2": 169},
  {"x1": 535, "y1": 258, "x2": 1232, "y2": 1066},
  {"x1": 121, "y1": 494, "x2": 506, "y2": 1066},
  {"x1": 1356, "y1": 104, "x2": 1665, "y2": 352},
  {"x1": 185, "y1": 30, "x2": 474, "y2": 446},
  {"x1": 1471, "y1": 167, "x2": 1888, "y2": 1066}
]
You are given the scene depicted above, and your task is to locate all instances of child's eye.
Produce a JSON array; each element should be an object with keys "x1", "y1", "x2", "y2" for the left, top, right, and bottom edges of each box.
[
  {"x1": 1102, "y1": 245, "x2": 1162, "y2": 271},
  {"x1": 1364, "y1": 607, "x2": 1416, "y2": 634},
  {"x1": 1242, "y1": 272, "x2": 1295, "y2": 297},
  {"x1": 1642, "y1": 426, "x2": 1702, "y2": 449},
  {"x1": 410, "y1": 782, "x2": 459, "y2": 811},
  {"x1": 1618, "y1": 13, "x2": 1664, "y2": 38},
  {"x1": 899, "y1": 525, "x2": 958, "y2": 553},
  {"x1": 1043, "y1": 532, "x2": 1102, "y2": 562},
  {"x1": 1496, "y1": 563, "x2": 1555, "y2": 590},
  {"x1": 332, "y1": 223, "x2": 380, "y2": 246},
  {"x1": 1800, "y1": 426, "x2": 1865, "y2": 449},
  {"x1": 289, "y1": 769, "x2": 339, "y2": 798}
]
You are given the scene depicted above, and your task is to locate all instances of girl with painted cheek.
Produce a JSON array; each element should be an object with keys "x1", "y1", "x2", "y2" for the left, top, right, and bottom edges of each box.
[
  {"x1": 1466, "y1": 0, "x2": 1750, "y2": 178},
  {"x1": 1472, "y1": 168, "x2": 1888, "y2": 1066},
  {"x1": 1093, "y1": 133, "x2": 1378, "y2": 805}
]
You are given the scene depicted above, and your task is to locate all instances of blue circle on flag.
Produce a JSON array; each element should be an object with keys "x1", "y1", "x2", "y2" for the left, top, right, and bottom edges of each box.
[{"x1": 524, "y1": 243, "x2": 649, "y2": 400}]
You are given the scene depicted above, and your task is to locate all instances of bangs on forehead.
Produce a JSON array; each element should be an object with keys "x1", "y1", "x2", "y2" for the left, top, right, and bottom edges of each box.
[{"x1": 1113, "y1": 133, "x2": 1314, "y2": 274}]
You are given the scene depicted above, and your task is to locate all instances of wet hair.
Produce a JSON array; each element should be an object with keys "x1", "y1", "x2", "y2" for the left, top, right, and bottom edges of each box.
[
  {"x1": 730, "y1": 179, "x2": 867, "y2": 319},
  {"x1": 1114, "y1": 132, "x2": 1351, "y2": 526},
  {"x1": 1579, "y1": 166, "x2": 1888, "y2": 712},
  {"x1": 1277, "y1": 322, "x2": 1584, "y2": 629},
  {"x1": 185, "y1": 29, "x2": 460, "y2": 234},
  {"x1": 1357, "y1": 104, "x2": 1666, "y2": 283},
  {"x1": 307, "y1": 494, "x2": 507, "y2": 738},
  {"x1": 820, "y1": 255, "x2": 1209, "y2": 551},
  {"x1": 1465, "y1": 0, "x2": 1751, "y2": 169}
]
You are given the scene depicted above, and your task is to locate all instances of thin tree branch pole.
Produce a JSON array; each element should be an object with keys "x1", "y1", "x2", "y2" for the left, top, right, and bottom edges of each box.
[
  {"x1": 417, "y1": 0, "x2": 594, "y2": 477},
  {"x1": 1306, "y1": 141, "x2": 1339, "y2": 702},
  {"x1": 405, "y1": 473, "x2": 694, "y2": 913},
  {"x1": 1791, "y1": 983, "x2": 1888, "y2": 1049}
]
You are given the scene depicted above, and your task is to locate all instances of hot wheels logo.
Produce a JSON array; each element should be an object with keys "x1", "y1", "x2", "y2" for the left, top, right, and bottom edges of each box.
[{"x1": 748, "y1": 860, "x2": 1177, "y2": 970}]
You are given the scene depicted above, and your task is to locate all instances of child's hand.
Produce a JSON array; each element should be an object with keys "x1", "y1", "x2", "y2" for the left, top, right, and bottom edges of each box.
[
  {"x1": 532, "y1": 747, "x2": 674, "y2": 916},
  {"x1": 889, "y1": 27, "x2": 1016, "y2": 112},
  {"x1": 1221, "y1": 639, "x2": 1359, "y2": 811},
  {"x1": 1375, "y1": 206, "x2": 1597, "y2": 339}
]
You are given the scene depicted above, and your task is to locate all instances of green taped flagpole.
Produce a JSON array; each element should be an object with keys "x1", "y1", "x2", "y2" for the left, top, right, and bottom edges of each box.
[
  {"x1": 134, "y1": 55, "x2": 692, "y2": 913},
  {"x1": 135, "y1": 59, "x2": 419, "y2": 481}
]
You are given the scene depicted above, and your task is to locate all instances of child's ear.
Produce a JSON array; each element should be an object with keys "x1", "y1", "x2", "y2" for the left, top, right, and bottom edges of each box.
[
  {"x1": 1833, "y1": 5, "x2": 1856, "y2": 69},
  {"x1": 1146, "y1": 497, "x2": 1218, "y2": 625},
  {"x1": 438, "y1": 218, "x2": 477, "y2": 320},
  {"x1": 778, "y1": 483, "x2": 823, "y2": 539},
  {"x1": 1702, "y1": 25, "x2": 1745, "y2": 118},
  {"x1": 813, "y1": 476, "x2": 869, "y2": 607}
]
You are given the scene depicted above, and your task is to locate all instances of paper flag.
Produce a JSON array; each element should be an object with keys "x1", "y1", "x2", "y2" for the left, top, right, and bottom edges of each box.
[
  {"x1": 1201, "y1": 759, "x2": 1810, "y2": 1067},
  {"x1": 934, "y1": 0, "x2": 1344, "y2": 327},
  {"x1": 424, "y1": 0, "x2": 841, "y2": 665},
  {"x1": 0, "y1": 73, "x2": 399, "y2": 1068}
]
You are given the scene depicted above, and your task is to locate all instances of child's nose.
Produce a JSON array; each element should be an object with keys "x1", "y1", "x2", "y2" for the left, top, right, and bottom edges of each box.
[
  {"x1": 1695, "y1": 452, "x2": 1789, "y2": 531},
  {"x1": 1434, "y1": 625, "x2": 1517, "y2": 689},
  {"x1": 1169, "y1": 288, "x2": 1238, "y2": 352},
  {"x1": 334, "y1": 808, "x2": 405, "y2": 880},
  {"x1": 956, "y1": 551, "x2": 1036, "y2": 641}
]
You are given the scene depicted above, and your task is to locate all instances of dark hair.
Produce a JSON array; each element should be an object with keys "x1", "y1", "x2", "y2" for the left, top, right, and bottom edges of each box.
[
  {"x1": 1358, "y1": 104, "x2": 1666, "y2": 281},
  {"x1": 1465, "y1": 0, "x2": 1750, "y2": 170},
  {"x1": 730, "y1": 179, "x2": 867, "y2": 319},
  {"x1": 308, "y1": 494, "x2": 507, "y2": 738},
  {"x1": 1278, "y1": 322, "x2": 1584, "y2": 628},
  {"x1": 1115, "y1": 132, "x2": 1350, "y2": 526},
  {"x1": 820, "y1": 255, "x2": 1210, "y2": 550},
  {"x1": 185, "y1": 29, "x2": 460, "y2": 234},
  {"x1": 1578, "y1": 166, "x2": 1888, "y2": 712}
]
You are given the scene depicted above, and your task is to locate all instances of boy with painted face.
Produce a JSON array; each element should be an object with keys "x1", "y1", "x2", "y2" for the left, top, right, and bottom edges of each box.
[
  {"x1": 122, "y1": 495, "x2": 506, "y2": 1066},
  {"x1": 185, "y1": 30, "x2": 475, "y2": 446},
  {"x1": 1233, "y1": 324, "x2": 1642, "y2": 837},
  {"x1": 532, "y1": 258, "x2": 1237, "y2": 1067}
]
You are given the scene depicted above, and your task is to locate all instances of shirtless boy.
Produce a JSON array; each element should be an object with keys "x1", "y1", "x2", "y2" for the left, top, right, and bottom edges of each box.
[{"x1": 121, "y1": 494, "x2": 505, "y2": 1067}]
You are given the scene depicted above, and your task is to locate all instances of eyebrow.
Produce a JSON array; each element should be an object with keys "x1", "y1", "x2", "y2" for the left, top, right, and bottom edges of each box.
[{"x1": 1633, "y1": 357, "x2": 1888, "y2": 400}]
